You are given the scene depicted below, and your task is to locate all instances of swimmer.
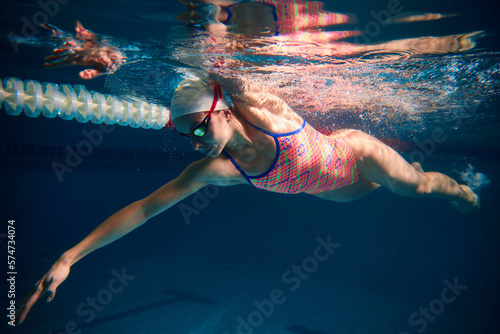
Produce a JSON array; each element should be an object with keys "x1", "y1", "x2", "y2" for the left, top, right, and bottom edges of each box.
[
  {"x1": 176, "y1": 0, "x2": 357, "y2": 38},
  {"x1": 42, "y1": 21, "x2": 125, "y2": 79},
  {"x1": 16, "y1": 73, "x2": 479, "y2": 324}
]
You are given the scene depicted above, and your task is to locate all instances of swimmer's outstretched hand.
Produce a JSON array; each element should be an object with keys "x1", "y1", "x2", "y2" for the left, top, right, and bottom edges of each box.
[
  {"x1": 42, "y1": 21, "x2": 125, "y2": 79},
  {"x1": 15, "y1": 258, "x2": 71, "y2": 325}
]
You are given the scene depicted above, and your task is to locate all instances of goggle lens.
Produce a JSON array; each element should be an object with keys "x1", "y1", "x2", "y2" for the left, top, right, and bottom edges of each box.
[
  {"x1": 193, "y1": 127, "x2": 206, "y2": 137},
  {"x1": 174, "y1": 83, "x2": 222, "y2": 139}
]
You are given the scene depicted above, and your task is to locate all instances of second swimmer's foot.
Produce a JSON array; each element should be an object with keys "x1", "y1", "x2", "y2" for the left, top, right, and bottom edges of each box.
[{"x1": 449, "y1": 185, "x2": 480, "y2": 214}]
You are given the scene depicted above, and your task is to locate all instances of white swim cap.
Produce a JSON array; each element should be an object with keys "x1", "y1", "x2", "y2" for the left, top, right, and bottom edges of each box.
[{"x1": 170, "y1": 78, "x2": 229, "y2": 120}]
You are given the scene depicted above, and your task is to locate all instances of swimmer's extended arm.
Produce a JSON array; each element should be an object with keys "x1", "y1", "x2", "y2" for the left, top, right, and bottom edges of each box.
[
  {"x1": 60, "y1": 160, "x2": 208, "y2": 265},
  {"x1": 209, "y1": 73, "x2": 302, "y2": 131},
  {"x1": 16, "y1": 158, "x2": 224, "y2": 324}
]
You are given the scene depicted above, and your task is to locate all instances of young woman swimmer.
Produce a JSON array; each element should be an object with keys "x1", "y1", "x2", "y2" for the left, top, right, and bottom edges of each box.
[{"x1": 15, "y1": 74, "x2": 478, "y2": 324}]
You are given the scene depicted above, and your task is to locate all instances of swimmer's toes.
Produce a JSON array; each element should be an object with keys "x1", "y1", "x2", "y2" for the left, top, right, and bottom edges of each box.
[{"x1": 451, "y1": 185, "x2": 480, "y2": 214}]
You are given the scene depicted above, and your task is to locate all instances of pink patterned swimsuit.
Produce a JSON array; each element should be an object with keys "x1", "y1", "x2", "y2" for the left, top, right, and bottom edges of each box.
[{"x1": 223, "y1": 120, "x2": 359, "y2": 194}]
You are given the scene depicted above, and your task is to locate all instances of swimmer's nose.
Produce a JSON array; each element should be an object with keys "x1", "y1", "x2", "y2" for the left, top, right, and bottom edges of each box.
[{"x1": 191, "y1": 139, "x2": 203, "y2": 151}]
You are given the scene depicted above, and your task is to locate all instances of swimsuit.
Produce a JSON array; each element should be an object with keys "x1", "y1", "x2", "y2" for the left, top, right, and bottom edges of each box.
[{"x1": 223, "y1": 120, "x2": 359, "y2": 194}]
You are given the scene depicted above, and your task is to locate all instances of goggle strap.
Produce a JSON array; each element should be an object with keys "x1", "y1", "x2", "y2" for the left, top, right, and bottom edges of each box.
[
  {"x1": 166, "y1": 117, "x2": 173, "y2": 129},
  {"x1": 209, "y1": 83, "x2": 222, "y2": 114}
]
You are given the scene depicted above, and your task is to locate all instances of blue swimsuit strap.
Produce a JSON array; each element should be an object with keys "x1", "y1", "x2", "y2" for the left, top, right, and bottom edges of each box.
[
  {"x1": 222, "y1": 119, "x2": 306, "y2": 182},
  {"x1": 246, "y1": 119, "x2": 306, "y2": 137},
  {"x1": 222, "y1": 150, "x2": 252, "y2": 183}
]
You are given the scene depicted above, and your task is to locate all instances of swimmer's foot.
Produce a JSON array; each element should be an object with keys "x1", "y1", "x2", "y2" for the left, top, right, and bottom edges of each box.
[
  {"x1": 449, "y1": 185, "x2": 480, "y2": 214},
  {"x1": 457, "y1": 31, "x2": 484, "y2": 52},
  {"x1": 411, "y1": 162, "x2": 424, "y2": 173}
]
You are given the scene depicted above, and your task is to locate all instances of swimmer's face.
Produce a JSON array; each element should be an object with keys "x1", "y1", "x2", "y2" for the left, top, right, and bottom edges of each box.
[{"x1": 173, "y1": 110, "x2": 232, "y2": 157}]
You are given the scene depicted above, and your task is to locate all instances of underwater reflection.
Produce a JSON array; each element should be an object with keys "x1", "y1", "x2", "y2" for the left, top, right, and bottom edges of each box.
[
  {"x1": 175, "y1": 0, "x2": 358, "y2": 39},
  {"x1": 23, "y1": 0, "x2": 497, "y2": 140},
  {"x1": 171, "y1": 0, "x2": 482, "y2": 63},
  {"x1": 34, "y1": 0, "x2": 486, "y2": 80}
]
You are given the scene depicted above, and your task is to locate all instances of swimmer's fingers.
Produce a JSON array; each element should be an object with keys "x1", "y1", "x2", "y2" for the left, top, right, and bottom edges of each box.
[
  {"x1": 44, "y1": 57, "x2": 79, "y2": 68},
  {"x1": 43, "y1": 52, "x2": 83, "y2": 67},
  {"x1": 74, "y1": 21, "x2": 97, "y2": 41},
  {"x1": 44, "y1": 52, "x2": 74, "y2": 63},
  {"x1": 40, "y1": 23, "x2": 65, "y2": 38},
  {"x1": 52, "y1": 40, "x2": 80, "y2": 54},
  {"x1": 16, "y1": 261, "x2": 70, "y2": 324},
  {"x1": 15, "y1": 276, "x2": 51, "y2": 324}
]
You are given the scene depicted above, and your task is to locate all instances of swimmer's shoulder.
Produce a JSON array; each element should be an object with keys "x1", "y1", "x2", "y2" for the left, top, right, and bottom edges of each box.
[{"x1": 238, "y1": 105, "x2": 304, "y2": 134}]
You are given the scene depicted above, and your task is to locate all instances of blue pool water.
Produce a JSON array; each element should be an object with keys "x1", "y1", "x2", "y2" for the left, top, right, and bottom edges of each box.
[{"x1": 1, "y1": 0, "x2": 499, "y2": 333}]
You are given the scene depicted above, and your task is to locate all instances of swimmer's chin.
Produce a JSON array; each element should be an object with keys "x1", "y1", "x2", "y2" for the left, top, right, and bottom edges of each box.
[{"x1": 203, "y1": 144, "x2": 222, "y2": 157}]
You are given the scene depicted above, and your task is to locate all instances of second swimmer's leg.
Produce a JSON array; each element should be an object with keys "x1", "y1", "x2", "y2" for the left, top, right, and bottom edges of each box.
[{"x1": 338, "y1": 130, "x2": 479, "y2": 212}]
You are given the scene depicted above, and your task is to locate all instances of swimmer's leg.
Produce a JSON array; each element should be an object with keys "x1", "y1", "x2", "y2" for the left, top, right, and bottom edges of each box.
[
  {"x1": 314, "y1": 178, "x2": 380, "y2": 202},
  {"x1": 337, "y1": 130, "x2": 479, "y2": 213}
]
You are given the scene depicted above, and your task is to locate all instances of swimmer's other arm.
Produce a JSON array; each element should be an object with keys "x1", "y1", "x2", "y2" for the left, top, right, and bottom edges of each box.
[
  {"x1": 16, "y1": 158, "x2": 235, "y2": 324},
  {"x1": 209, "y1": 72, "x2": 302, "y2": 131}
]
